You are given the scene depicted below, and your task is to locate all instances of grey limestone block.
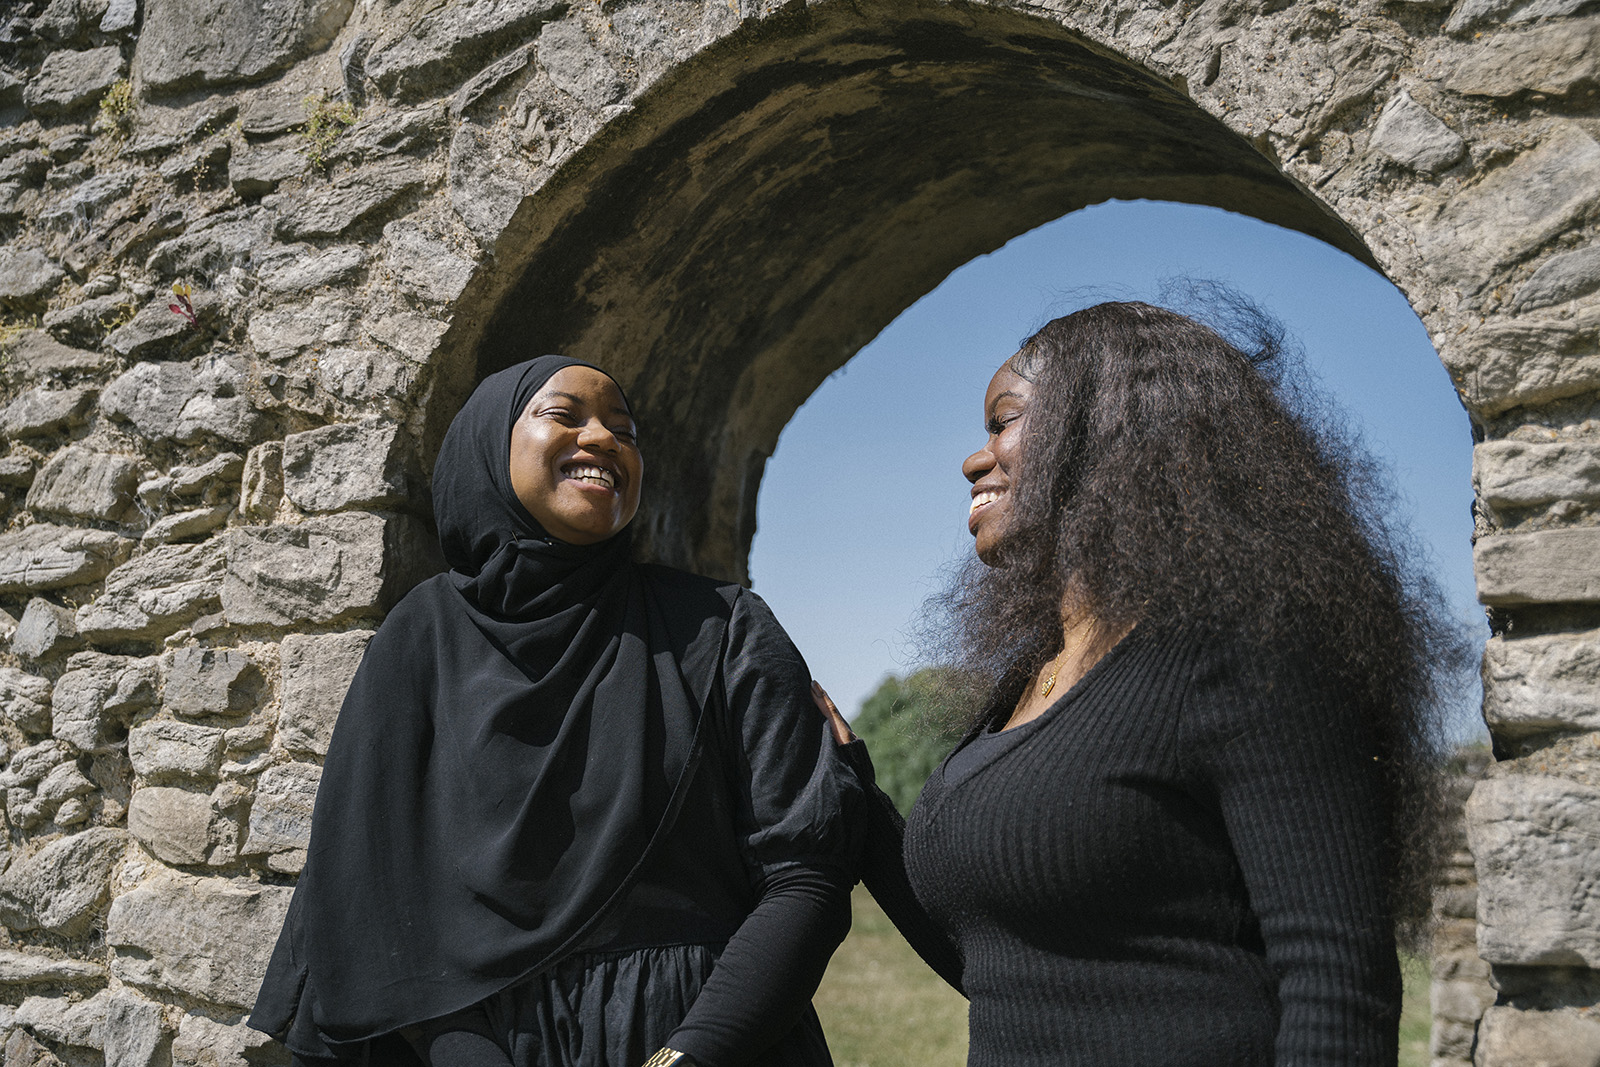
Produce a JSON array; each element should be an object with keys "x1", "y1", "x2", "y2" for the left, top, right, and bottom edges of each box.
[
  {"x1": 246, "y1": 295, "x2": 360, "y2": 363},
  {"x1": 12, "y1": 596, "x2": 82, "y2": 662},
  {"x1": 0, "y1": 667, "x2": 52, "y2": 734},
  {"x1": 1515, "y1": 245, "x2": 1600, "y2": 313},
  {"x1": 29, "y1": 0, "x2": 87, "y2": 46},
  {"x1": 0, "y1": 149, "x2": 50, "y2": 187},
  {"x1": 133, "y1": 0, "x2": 355, "y2": 94},
  {"x1": 538, "y1": 21, "x2": 626, "y2": 109},
  {"x1": 22, "y1": 45, "x2": 124, "y2": 117},
  {"x1": 1474, "y1": 439, "x2": 1600, "y2": 511},
  {"x1": 0, "y1": 329, "x2": 109, "y2": 378},
  {"x1": 12, "y1": 988, "x2": 168, "y2": 1067},
  {"x1": 170, "y1": 452, "x2": 247, "y2": 499},
  {"x1": 162, "y1": 647, "x2": 258, "y2": 718},
  {"x1": 1430, "y1": 974, "x2": 1496, "y2": 1032},
  {"x1": 0, "y1": 384, "x2": 97, "y2": 439},
  {"x1": 0, "y1": 949, "x2": 106, "y2": 986},
  {"x1": 1468, "y1": 775, "x2": 1600, "y2": 968},
  {"x1": 241, "y1": 761, "x2": 321, "y2": 872},
  {"x1": 0, "y1": 455, "x2": 38, "y2": 489},
  {"x1": 104, "y1": 300, "x2": 199, "y2": 360},
  {"x1": 128, "y1": 785, "x2": 214, "y2": 865},
  {"x1": 328, "y1": 103, "x2": 451, "y2": 163},
  {"x1": 52, "y1": 653, "x2": 159, "y2": 753},
  {"x1": 221, "y1": 512, "x2": 441, "y2": 627},
  {"x1": 12, "y1": 992, "x2": 107, "y2": 1052},
  {"x1": 453, "y1": 46, "x2": 533, "y2": 118},
  {"x1": 75, "y1": 539, "x2": 228, "y2": 643},
  {"x1": 102, "y1": 356, "x2": 268, "y2": 444},
  {"x1": 146, "y1": 209, "x2": 272, "y2": 282},
  {"x1": 313, "y1": 345, "x2": 417, "y2": 405},
  {"x1": 254, "y1": 243, "x2": 366, "y2": 295},
  {"x1": 1475, "y1": 1004, "x2": 1600, "y2": 1067},
  {"x1": 1475, "y1": 528, "x2": 1600, "y2": 606},
  {"x1": 3, "y1": 1030, "x2": 64, "y2": 1067},
  {"x1": 1440, "y1": 305, "x2": 1600, "y2": 417},
  {"x1": 272, "y1": 158, "x2": 428, "y2": 241},
  {"x1": 278, "y1": 629, "x2": 370, "y2": 756},
  {"x1": 102, "y1": 361, "x2": 225, "y2": 441},
  {"x1": 128, "y1": 719, "x2": 228, "y2": 779},
  {"x1": 1444, "y1": 0, "x2": 1591, "y2": 31},
  {"x1": 36, "y1": 761, "x2": 95, "y2": 804},
  {"x1": 0, "y1": 249, "x2": 67, "y2": 312},
  {"x1": 102, "y1": 990, "x2": 172, "y2": 1067},
  {"x1": 381, "y1": 220, "x2": 475, "y2": 306},
  {"x1": 2, "y1": 740, "x2": 70, "y2": 789},
  {"x1": 228, "y1": 144, "x2": 307, "y2": 199},
  {"x1": 240, "y1": 442, "x2": 284, "y2": 522},
  {"x1": 1482, "y1": 629, "x2": 1600, "y2": 738},
  {"x1": 24, "y1": 445, "x2": 142, "y2": 523},
  {"x1": 100, "y1": 0, "x2": 137, "y2": 34},
  {"x1": 238, "y1": 92, "x2": 308, "y2": 139},
  {"x1": 364, "y1": 0, "x2": 568, "y2": 101},
  {"x1": 1413, "y1": 124, "x2": 1600, "y2": 296},
  {"x1": 448, "y1": 122, "x2": 525, "y2": 248},
  {"x1": 157, "y1": 140, "x2": 232, "y2": 186},
  {"x1": 41, "y1": 293, "x2": 138, "y2": 347},
  {"x1": 173, "y1": 1011, "x2": 289, "y2": 1067},
  {"x1": 0, "y1": 827, "x2": 128, "y2": 937},
  {"x1": 1441, "y1": 18, "x2": 1600, "y2": 98},
  {"x1": 106, "y1": 868, "x2": 293, "y2": 1008},
  {"x1": 43, "y1": 169, "x2": 145, "y2": 232},
  {"x1": 281, "y1": 418, "x2": 406, "y2": 513},
  {"x1": 141, "y1": 505, "x2": 234, "y2": 546},
  {"x1": 0, "y1": 524, "x2": 128, "y2": 596},
  {"x1": 367, "y1": 310, "x2": 448, "y2": 364}
]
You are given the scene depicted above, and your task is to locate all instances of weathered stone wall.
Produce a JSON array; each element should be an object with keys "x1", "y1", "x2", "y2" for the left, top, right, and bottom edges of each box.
[
  {"x1": 1431, "y1": 753, "x2": 1496, "y2": 1067},
  {"x1": 0, "y1": 0, "x2": 1596, "y2": 1061}
]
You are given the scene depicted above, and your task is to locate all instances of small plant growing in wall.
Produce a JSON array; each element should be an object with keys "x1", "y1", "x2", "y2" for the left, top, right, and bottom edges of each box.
[
  {"x1": 168, "y1": 281, "x2": 199, "y2": 328},
  {"x1": 95, "y1": 79, "x2": 136, "y2": 141},
  {"x1": 301, "y1": 94, "x2": 359, "y2": 171}
]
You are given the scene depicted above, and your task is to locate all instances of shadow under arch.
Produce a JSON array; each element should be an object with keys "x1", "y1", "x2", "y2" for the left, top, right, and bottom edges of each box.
[{"x1": 437, "y1": 0, "x2": 1381, "y2": 583}]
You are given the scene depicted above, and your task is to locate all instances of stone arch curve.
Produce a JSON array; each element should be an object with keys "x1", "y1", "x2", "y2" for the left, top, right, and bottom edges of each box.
[
  {"x1": 0, "y1": 0, "x2": 1596, "y2": 1060},
  {"x1": 433, "y1": 0, "x2": 1389, "y2": 582}
]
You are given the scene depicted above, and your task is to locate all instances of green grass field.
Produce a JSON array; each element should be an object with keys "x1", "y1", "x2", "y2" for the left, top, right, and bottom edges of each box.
[{"x1": 816, "y1": 888, "x2": 1432, "y2": 1067}]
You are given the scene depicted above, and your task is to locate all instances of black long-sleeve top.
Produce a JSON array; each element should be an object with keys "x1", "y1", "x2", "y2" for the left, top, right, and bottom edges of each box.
[
  {"x1": 276, "y1": 584, "x2": 858, "y2": 1067},
  {"x1": 593, "y1": 587, "x2": 860, "y2": 1066},
  {"x1": 853, "y1": 625, "x2": 1401, "y2": 1067}
]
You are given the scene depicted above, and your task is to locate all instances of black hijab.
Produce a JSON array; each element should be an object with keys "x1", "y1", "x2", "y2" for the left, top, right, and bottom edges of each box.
[{"x1": 252, "y1": 356, "x2": 730, "y2": 1058}]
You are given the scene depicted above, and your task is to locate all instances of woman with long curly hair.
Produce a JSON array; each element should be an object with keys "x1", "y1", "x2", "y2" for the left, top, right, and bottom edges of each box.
[{"x1": 815, "y1": 296, "x2": 1467, "y2": 1066}]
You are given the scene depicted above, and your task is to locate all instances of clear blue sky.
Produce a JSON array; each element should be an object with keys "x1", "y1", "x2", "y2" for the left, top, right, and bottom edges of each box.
[{"x1": 747, "y1": 199, "x2": 1487, "y2": 741}]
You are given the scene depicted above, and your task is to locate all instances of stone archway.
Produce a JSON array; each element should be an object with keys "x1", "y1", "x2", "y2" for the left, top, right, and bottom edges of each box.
[
  {"x1": 0, "y1": 0, "x2": 1596, "y2": 1061},
  {"x1": 437, "y1": 0, "x2": 1379, "y2": 583}
]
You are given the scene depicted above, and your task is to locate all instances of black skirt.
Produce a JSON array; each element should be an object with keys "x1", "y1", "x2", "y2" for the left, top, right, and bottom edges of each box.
[{"x1": 378, "y1": 944, "x2": 832, "y2": 1067}]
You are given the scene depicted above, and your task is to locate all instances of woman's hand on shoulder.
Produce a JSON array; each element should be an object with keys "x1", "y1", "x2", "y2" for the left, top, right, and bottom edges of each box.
[{"x1": 811, "y1": 681, "x2": 855, "y2": 746}]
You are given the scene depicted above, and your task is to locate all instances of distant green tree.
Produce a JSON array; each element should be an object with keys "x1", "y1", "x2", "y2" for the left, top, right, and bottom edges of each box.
[{"x1": 851, "y1": 669, "x2": 966, "y2": 815}]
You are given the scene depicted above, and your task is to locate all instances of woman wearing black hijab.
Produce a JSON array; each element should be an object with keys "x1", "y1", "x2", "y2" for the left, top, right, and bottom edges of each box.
[{"x1": 250, "y1": 356, "x2": 860, "y2": 1067}]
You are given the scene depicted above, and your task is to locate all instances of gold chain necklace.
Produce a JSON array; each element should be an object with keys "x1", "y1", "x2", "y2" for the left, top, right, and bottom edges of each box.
[
  {"x1": 1038, "y1": 648, "x2": 1068, "y2": 698},
  {"x1": 1038, "y1": 625, "x2": 1092, "y2": 699}
]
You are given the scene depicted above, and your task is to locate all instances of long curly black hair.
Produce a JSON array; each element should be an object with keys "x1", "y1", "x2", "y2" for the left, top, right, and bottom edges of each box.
[{"x1": 925, "y1": 291, "x2": 1471, "y2": 942}]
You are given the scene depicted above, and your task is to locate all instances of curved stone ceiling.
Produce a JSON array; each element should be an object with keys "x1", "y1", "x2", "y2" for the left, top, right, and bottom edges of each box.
[{"x1": 446, "y1": 0, "x2": 1374, "y2": 579}]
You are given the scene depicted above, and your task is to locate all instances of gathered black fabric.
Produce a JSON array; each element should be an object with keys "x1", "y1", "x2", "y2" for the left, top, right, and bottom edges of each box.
[
  {"x1": 250, "y1": 356, "x2": 855, "y2": 1065},
  {"x1": 852, "y1": 625, "x2": 1402, "y2": 1067}
]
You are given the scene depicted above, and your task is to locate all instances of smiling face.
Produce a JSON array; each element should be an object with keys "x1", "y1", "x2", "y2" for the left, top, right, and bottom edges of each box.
[
  {"x1": 509, "y1": 366, "x2": 642, "y2": 545},
  {"x1": 962, "y1": 360, "x2": 1033, "y2": 565}
]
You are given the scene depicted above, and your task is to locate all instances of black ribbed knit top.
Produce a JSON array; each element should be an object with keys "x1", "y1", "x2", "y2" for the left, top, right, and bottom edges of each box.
[{"x1": 855, "y1": 626, "x2": 1401, "y2": 1067}]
